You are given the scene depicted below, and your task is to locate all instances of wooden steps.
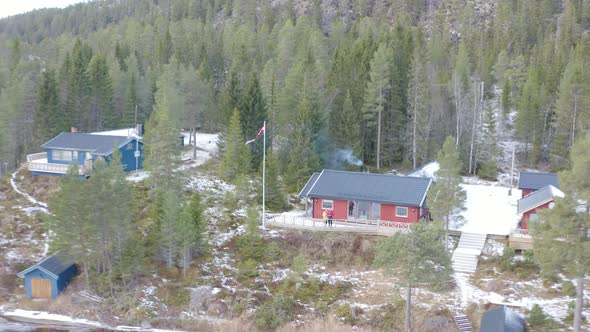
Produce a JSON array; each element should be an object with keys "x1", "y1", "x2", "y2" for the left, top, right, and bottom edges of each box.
[{"x1": 454, "y1": 315, "x2": 472, "y2": 332}]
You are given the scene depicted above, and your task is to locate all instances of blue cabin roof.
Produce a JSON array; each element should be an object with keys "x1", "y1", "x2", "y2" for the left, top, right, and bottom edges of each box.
[
  {"x1": 518, "y1": 172, "x2": 559, "y2": 191},
  {"x1": 41, "y1": 132, "x2": 141, "y2": 156},
  {"x1": 17, "y1": 251, "x2": 76, "y2": 279}
]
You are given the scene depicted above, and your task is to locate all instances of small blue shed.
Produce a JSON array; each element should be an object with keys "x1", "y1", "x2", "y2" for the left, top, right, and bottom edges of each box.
[{"x1": 17, "y1": 251, "x2": 77, "y2": 299}]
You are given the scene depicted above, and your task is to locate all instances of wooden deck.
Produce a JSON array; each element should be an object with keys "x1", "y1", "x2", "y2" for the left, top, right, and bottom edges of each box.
[
  {"x1": 265, "y1": 215, "x2": 411, "y2": 236},
  {"x1": 508, "y1": 229, "x2": 534, "y2": 250}
]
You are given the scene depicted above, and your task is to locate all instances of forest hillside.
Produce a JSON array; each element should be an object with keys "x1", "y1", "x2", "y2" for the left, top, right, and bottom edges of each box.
[{"x1": 0, "y1": 0, "x2": 589, "y2": 180}]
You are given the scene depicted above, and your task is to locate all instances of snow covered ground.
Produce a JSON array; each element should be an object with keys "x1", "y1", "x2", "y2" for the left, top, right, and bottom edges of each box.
[
  {"x1": 454, "y1": 181, "x2": 521, "y2": 236},
  {"x1": 0, "y1": 308, "x2": 178, "y2": 332}
]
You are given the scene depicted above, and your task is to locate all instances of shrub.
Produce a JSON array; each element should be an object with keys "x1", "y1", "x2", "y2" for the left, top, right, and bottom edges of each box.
[
  {"x1": 478, "y1": 159, "x2": 497, "y2": 181},
  {"x1": 237, "y1": 259, "x2": 258, "y2": 280},
  {"x1": 499, "y1": 247, "x2": 515, "y2": 272},
  {"x1": 334, "y1": 304, "x2": 355, "y2": 325},
  {"x1": 528, "y1": 304, "x2": 546, "y2": 327},
  {"x1": 561, "y1": 281, "x2": 577, "y2": 297},
  {"x1": 255, "y1": 294, "x2": 295, "y2": 330}
]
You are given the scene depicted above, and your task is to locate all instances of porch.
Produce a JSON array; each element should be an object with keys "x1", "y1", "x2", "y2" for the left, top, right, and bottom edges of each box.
[
  {"x1": 265, "y1": 214, "x2": 412, "y2": 236},
  {"x1": 27, "y1": 152, "x2": 89, "y2": 175}
]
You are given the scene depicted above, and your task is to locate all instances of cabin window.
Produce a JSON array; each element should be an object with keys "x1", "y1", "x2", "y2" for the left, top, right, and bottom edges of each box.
[
  {"x1": 529, "y1": 214, "x2": 539, "y2": 222},
  {"x1": 52, "y1": 150, "x2": 72, "y2": 161},
  {"x1": 126, "y1": 143, "x2": 133, "y2": 150},
  {"x1": 358, "y1": 201, "x2": 370, "y2": 219},
  {"x1": 322, "y1": 200, "x2": 333, "y2": 210},
  {"x1": 72, "y1": 151, "x2": 78, "y2": 160},
  {"x1": 396, "y1": 207, "x2": 409, "y2": 218},
  {"x1": 371, "y1": 203, "x2": 380, "y2": 220}
]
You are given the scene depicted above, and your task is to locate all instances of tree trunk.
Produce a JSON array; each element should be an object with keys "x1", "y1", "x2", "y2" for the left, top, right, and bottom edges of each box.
[
  {"x1": 192, "y1": 129, "x2": 197, "y2": 160},
  {"x1": 405, "y1": 285, "x2": 412, "y2": 332},
  {"x1": 412, "y1": 94, "x2": 417, "y2": 169},
  {"x1": 573, "y1": 274, "x2": 584, "y2": 332},
  {"x1": 377, "y1": 108, "x2": 382, "y2": 169},
  {"x1": 445, "y1": 216, "x2": 449, "y2": 250},
  {"x1": 468, "y1": 82, "x2": 478, "y2": 174}
]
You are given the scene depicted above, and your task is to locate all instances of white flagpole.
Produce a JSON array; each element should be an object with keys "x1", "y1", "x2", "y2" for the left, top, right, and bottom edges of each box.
[{"x1": 262, "y1": 121, "x2": 266, "y2": 228}]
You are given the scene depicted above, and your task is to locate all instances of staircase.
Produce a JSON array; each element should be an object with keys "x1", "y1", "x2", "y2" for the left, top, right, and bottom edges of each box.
[
  {"x1": 454, "y1": 314, "x2": 473, "y2": 332},
  {"x1": 452, "y1": 232, "x2": 487, "y2": 273}
]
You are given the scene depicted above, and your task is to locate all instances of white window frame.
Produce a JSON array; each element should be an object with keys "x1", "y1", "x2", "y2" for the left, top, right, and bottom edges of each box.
[
  {"x1": 529, "y1": 213, "x2": 539, "y2": 222},
  {"x1": 395, "y1": 206, "x2": 409, "y2": 218},
  {"x1": 52, "y1": 149, "x2": 71, "y2": 161},
  {"x1": 322, "y1": 199, "x2": 333, "y2": 210},
  {"x1": 72, "y1": 151, "x2": 78, "y2": 160}
]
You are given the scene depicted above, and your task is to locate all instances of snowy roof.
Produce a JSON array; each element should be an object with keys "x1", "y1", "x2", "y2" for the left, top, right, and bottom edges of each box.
[
  {"x1": 518, "y1": 172, "x2": 559, "y2": 191},
  {"x1": 17, "y1": 250, "x2": 76, "y2": 279},
  {"x1": 299, "y1": 169, "x2": 432, "y2": 207},
  {"x1": 407, "y1": 161, "x2": 440, "y2": 179},
  {"x1": 480, "y1": 306, "x2": 525, "y2": 332},
  {"x1": 298, "y1": 172, "x2": 320, "y2": 197},
  {"x1": 517, "y1": 185, "x2": 564, "y2": 214},
  {"x1": 90, "y1": 128, "x2": 142, "y2": 139},
  {"x1": 42, "y1": 132, "x2": 139, "y2": 156}
]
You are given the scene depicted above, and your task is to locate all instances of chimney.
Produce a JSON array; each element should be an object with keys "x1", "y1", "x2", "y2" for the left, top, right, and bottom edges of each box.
[{"x1": 71, "y1": 127, "x2": 78, "y2": 133}]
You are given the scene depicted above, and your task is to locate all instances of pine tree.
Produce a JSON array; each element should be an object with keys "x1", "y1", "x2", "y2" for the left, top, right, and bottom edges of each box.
[
  {"x1": 363, "y1": 42, "x2": 391, "y2": 169},
  {"x1": 429, "y1": 136, "x2": 466, "y2": 247},
  {"x1": 159, "y1": 188, "x2": 181, "y2": 269},
  {"x1": 332, "y1": 90, "x2": 361, "y2": 152},
  {"x1": 219, "y1": 110, "x2": 251, "y2": 181},
  {"x1": 64, "y1": 40, "x2": 93, "y2": 130},
  {"x1": 552, "y1": 42, "x2": 590, "y2": 169},
  {"x1": 374, "y1": 221, "x2": 452, "y2": 331},
  {"x1": 533, "y1": 137, "x2": 590, "y2": 332}
]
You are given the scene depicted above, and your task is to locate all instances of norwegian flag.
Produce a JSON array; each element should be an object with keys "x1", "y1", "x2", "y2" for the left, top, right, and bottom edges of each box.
[{"x1": 245, "y1": 124, "x2": 266, "y2": 145}]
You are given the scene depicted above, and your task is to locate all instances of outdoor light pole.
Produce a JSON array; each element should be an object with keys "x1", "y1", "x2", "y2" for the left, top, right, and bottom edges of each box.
[{"x1": 262, "y1": 120, "x2": 266, "y2": 228}]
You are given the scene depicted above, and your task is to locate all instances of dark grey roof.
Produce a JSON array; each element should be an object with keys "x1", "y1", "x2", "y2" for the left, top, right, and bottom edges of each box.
[
  {"x1": 518, "y1": 172, "x2": 559, "y2": 191},
  {"x1": 17, "y1": 251, "x2": 76, "y2": 279},
  {"x1": 517, "y1": 185, "x2": 564, "y2": 214},
  {"x1": 298, "y1": 172, "x2": 320, "y2": 197},
  {"x1": 42, "y1": 132, "x2": 138, "y2": 156},
  {"x1": 299, "y1": 169, "x2": 431, "y2": 207},
  {"x1": 480, "y1": 306, "x2": 525, "y2": 332}
]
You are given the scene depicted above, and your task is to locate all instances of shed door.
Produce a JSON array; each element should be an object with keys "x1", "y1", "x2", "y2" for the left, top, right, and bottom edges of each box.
[{"x1": 31, "y1": 278, "x2": 52, "y2": 299}]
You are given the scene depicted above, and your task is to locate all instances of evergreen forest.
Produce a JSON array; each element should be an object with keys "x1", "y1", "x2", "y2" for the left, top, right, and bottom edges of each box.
[{"x1": 0, "y1": 0, "x2": 589, "y2": 180}]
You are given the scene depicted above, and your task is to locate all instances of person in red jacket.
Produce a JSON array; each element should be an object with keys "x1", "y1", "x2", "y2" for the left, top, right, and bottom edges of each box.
[{"x1": 327, "y1": 209, "x2": 334, "y2": 227}]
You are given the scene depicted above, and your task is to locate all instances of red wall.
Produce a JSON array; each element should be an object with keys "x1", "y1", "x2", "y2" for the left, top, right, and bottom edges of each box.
[
  {"x1": 521, "y1": 201, "x2": 551, "y2": 229},
  {"x1": 312, "y1": 197, "x2": 420, "y2": 223},
  {"x1": 312, "y1": 198, "x2": 347, "y2": 220},
  {"x1": 381, "y1": 204, "x2": 420, "y2": 223},
  {"x1": 522, "y1": 189, "x2": 533, "y2": 198}
]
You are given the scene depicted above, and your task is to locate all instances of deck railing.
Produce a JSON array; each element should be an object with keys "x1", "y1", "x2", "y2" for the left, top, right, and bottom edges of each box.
[
  {"x1": 26, "y1": 152, "x2": 47, "y2": 162},
  {"x1": 510, "y1": 228, "x2": 531, "y2": 238},
  {"x1": 266, "y1": 215, "x2": 411, "y2": 235}
]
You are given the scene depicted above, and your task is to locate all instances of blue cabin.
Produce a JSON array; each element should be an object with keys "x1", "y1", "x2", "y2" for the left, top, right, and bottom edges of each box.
[
  {"x1": 27, "y1": 132, "x2": 143, "y2": 176},
  {"x1": 17, "y1": 251, "x2": 77, "y2": 299}
]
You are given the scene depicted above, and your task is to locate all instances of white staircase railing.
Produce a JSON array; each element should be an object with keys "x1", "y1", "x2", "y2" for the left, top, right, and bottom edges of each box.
[{"x1": 452, "y1": 232, "x2": 487, "y2": 273}]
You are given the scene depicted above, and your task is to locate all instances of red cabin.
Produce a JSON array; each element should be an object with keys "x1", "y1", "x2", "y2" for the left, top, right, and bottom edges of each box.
[
  {"x1": 516, "y1": 185, "x2": 564, "y2": 229},
  {"x1": 298, "y1": 170, "x2": 432, "y2": 224}
]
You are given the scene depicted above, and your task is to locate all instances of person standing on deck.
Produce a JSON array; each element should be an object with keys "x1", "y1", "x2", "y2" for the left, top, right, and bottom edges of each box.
[
  {"x1": 323, "y1": 209, "x2": 328, "y2": 226},
  {"x1": 327, "y1": 209, "x2": 334, "y2": 227}
]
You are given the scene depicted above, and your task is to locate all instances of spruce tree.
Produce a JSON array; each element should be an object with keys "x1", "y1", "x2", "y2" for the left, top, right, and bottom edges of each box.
[
  {"x1": 265, "y1": 151, "x2": 289, "y2": 211},
  {"x1": 87, "y1": 54, "x2": 115, "y2": 130},
  {"x1": 219, "y1": 110, "x2": 251, "y2": 182},
  {"x1": 429, "y1": 136, "x2": 466, "y2": 247},
  {"x1": 285, "y1": 93, "x2": 321, "y2": 192},
  {"x1": 240, "y1": 73, "x2": 267, "y2": 170},
  {"x1": 34, "y1": 69, "x2": 62, "y2": 145},
  {"x1": 143, "y1": 93, "x2": 182, "y2": 193},
  {"x1": 374, "y1": 221, "x2": 452, "y2": 331}
]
